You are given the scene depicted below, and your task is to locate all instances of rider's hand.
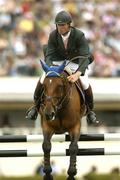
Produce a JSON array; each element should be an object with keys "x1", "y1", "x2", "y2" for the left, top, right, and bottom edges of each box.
[{"x1": 67, "y1": 71, "x2": 82, "y2": 83}]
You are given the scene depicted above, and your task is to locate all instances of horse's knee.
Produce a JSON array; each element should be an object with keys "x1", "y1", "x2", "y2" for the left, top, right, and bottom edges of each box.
[
  {"x1": 69, "y1": 143, "x2": 78, "y2": 155},
  {"x1": 42, "y1": 141, "x2": 51, "y2": 153}
]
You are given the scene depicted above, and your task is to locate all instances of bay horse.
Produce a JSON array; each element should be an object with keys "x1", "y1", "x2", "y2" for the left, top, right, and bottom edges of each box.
[{"x1": 39, "y1": 60, "x2": 85, "y2": 180}]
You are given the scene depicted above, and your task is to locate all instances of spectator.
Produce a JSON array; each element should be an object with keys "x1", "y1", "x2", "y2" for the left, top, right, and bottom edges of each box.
[
  {"x1": 0, "y1": 0, "x2": 120, "y2": 77},
  {"x1": 0, "y1": 114, "x2": 12, "y2": 128},
  {"x1": 35, "y1": 159, "x2": 58, "y2": 176},
  {"x1": 83, "y1": 166, "x2": 98, "y2": 180}
]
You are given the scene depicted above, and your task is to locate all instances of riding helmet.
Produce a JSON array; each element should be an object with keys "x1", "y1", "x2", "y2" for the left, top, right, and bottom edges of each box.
[{"x1": 55, "y1": 11, "x2": 72, "y2": 24}]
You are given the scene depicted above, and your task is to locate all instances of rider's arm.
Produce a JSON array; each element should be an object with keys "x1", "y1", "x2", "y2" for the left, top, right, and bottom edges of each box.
[
  {"x1": 45, "y1": 31, "x2": 58, "y2": 66},
  {"x1": 76, "y1": 32, "x2": 91, "y2": 75}
]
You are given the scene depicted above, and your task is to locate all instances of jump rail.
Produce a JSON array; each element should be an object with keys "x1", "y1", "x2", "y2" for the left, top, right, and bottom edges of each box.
[
  {"x1": 0, "y1": 133, "x2": 120, "y2": 143},
  {"x1": 0, "y1": 148, "x2": 120, "y2": 157}
]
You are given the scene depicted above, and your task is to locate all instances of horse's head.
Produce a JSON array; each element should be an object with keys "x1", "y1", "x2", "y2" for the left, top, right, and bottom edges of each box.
[{"x1": 40, "y1": 60, "x2": 68, "y2": 121}]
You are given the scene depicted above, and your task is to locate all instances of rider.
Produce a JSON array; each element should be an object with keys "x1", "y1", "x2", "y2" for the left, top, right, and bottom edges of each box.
[{"x1": 26, "y1": 10, "x2": 99, "y2": 125}]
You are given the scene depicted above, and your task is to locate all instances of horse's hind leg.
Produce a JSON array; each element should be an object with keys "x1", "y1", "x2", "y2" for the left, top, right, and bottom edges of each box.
[
  {"x1": 42, "y1": 132, "x2": 53, "y2": 180},
  {"x1": 67, "y1": 131, "x2": 80, "y2": 180}
]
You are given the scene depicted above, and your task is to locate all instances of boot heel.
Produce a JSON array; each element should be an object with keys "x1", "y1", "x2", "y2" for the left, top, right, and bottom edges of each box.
[{"x1": 86, "y1": 111, "x2": 99, "y2": 125}]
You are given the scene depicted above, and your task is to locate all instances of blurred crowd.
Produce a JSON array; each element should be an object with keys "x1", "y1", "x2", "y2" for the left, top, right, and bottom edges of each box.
[{"x1": 0, "y1": 0, "x2": 120, "y2": 77}]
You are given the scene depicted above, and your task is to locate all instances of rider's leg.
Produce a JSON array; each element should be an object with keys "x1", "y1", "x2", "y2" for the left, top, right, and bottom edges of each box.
[
  {"x1": 80, "y1": 70, "x2": 99, "y2": 125},
  {"x1": 26, "y1": 80, "x2": 44, "y2": 120}
]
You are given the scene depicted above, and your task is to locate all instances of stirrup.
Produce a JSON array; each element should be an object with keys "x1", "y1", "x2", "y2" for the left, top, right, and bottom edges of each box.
[{"x1": 86, "y1": 111, "x2": 99, "y2": 125}]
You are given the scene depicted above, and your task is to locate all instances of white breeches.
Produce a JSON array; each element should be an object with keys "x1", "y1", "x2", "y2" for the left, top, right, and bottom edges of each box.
[
  {"x1": 40, "y1": 61, "x2": 90, "y2": 90},
  {"x1": 79, "y1": 69, "x2": 89, "y2": 90}
]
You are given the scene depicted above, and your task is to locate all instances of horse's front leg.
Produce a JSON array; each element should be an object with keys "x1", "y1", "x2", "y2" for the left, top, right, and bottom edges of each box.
[
  {"x1": 42, "y1": 132, "x2": 53, "y2": 180},
  {"x1": 67, "y1": 131, "x2": 80, "y2": 180}
]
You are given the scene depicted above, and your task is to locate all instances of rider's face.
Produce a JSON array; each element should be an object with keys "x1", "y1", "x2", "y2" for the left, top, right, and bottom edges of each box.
[{"x1": 57, "y1": 23, "x2": 70, "y2": 35}]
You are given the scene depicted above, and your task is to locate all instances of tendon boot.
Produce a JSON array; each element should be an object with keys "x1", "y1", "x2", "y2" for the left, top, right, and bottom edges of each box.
[
  {"x1": 84, "y1": 85, "x2": 99, "y2": 125},
  {"x1": 26, "y1": 80, "x2": 44, "y2": 120}
]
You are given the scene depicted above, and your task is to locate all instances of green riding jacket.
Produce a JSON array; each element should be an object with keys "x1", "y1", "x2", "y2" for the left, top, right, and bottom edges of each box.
[{"x1": 45, "y1": 27, "x2": 92, "y2": 75}]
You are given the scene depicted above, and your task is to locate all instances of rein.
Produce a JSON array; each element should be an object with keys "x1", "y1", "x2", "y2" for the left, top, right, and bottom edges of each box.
[{"x1": 56, "y1": 82, "x2": 72, "y2": 111}]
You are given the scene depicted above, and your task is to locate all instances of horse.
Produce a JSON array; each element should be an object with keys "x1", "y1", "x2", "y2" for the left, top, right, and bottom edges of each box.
[{"x1": 39, "y1": 60, "x2": 85, "y2": 180}]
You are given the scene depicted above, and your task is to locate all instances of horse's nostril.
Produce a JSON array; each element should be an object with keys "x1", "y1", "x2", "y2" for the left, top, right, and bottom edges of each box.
[
  {"x1": 51, "y1": 111, "x2": 55, "y2": 117},
  {"x1": 45, "y1": 111, "x2": 55, "y2": 120}
]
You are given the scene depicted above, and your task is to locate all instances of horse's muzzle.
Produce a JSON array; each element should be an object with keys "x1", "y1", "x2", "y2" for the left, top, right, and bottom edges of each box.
[{"x1": 44, "y1": 108, "x2": 56, "y2": 121}]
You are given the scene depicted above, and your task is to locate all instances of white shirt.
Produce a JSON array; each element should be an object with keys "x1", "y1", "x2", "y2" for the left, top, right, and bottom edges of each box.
[{"x1": 61, "y1": 30, "x2": 71, "y2": 49}]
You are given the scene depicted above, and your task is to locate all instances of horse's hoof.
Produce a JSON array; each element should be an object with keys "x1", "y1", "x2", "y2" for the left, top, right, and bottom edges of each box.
[
  {"x1": 67, "y1": 167, "x2": 77, "y2": 177},
  {"x1": 43, "y1": 174, "x2": 53, "y2": 180},
  {"x1": 66, "y1": 176, "x2": 75, "y2": 180}
]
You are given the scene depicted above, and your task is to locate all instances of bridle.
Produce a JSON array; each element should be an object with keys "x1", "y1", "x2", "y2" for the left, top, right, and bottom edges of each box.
[
  {"x1": 55, "y1": 82, "x2": 72, "y2": 111},
  {"x1": 41, "y1": 72, "x2": 72, "y2": 116}
]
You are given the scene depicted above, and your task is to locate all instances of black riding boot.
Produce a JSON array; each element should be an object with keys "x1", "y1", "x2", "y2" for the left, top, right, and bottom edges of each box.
[
  {"x1": 84, "y1": 85, "x2": 99, "y2": 125},
  {"x1": 26, "y1": 80, "x2": 44, "y2": 120}
]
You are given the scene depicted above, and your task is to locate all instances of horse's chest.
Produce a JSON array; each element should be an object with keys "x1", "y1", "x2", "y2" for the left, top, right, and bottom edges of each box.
[{"x1": 48, "y1": 117, "x2": 75, "y2": 131}]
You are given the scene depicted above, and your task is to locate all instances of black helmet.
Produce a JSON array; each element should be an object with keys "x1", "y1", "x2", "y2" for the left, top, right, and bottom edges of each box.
[{"x1": 55, "y1": 11, "x2": 72, "y2": 24}]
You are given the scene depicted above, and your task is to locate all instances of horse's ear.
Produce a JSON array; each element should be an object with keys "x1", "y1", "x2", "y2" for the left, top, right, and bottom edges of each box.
[
  {"x1": 40, "y1": 59, "x2": 50, "y2": 73},
  {"x1": 48, "y1": 60, "x2": 66, "y2": 74},
  {"x1": 40, "y1": 59, "x2": 66, "y2": 76},
  {"x1": 58, "y1": 60, "x2": 67, "y2": 73}
]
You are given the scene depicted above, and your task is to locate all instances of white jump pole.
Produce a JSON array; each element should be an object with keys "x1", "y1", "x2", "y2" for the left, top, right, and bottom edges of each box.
[
  {"x1": 0, "y1": 147, "x2": 120, "y2": 157},
  {"x1": 0, "y1": 133, "x2": 120, "y2": 143}
]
